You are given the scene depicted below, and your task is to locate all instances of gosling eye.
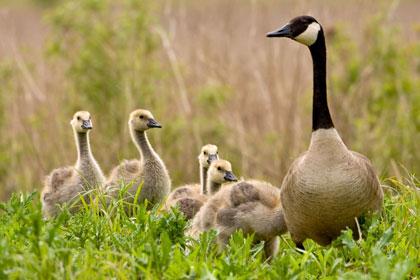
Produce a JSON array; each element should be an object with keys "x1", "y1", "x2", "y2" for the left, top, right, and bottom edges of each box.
[
  {"x1": 217, "y1": 166, "x2": 222, "y2": 171},
  {"x1": 203, "y1": 151, "x2": 207, "y2": 155},
  {"x1": 139, "y1": 115, "x2": 144, "y2": 119},
  {"x1": 77, "y1": 116, "x2": 80, "y2": 120},
  {"x1": 216, "y1": 151, "x2": 218, "y2": 154}
]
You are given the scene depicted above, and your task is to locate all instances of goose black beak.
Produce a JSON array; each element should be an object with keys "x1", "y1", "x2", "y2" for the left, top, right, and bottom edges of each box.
[
  {"x1": 147, "y1": 119, "x2": 162, "y2": 128},
  {"x1": 224, "y1": 171, "x2": 238, "y2": 182},
  {"x1": 207, "y1": 154, "x2": 218, "y2": 164},
  {"x1": 81, "y1": 120, "x2": 92, "y2": 129},
  {"x1": 266, "y1": 24, "x2": 291, "y2": 38}
]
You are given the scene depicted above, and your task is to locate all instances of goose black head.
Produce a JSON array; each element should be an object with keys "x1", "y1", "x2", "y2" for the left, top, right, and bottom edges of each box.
[{"x1": 266, "y1": 16, "x2": 322, "y2": 47}]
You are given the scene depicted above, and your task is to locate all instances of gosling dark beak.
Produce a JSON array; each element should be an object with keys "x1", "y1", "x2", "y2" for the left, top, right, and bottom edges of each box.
[
  {"x1": 207, "y1": 154, "x2": 218, "y2": 164},
  {"x1": 224, "y1": 171, "x2": 238, "y2": 182},
  {"x1": 81, "y1": 120, "x2": 92, "y2": 129},
  {"x1": 266, "y1": 24, "x2": 291, "y2": 38},
  {"x1": 147, "y1": 119, "x2": 162, "y2": 128}
]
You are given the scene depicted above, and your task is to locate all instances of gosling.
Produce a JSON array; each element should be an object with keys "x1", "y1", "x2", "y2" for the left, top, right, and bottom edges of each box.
[
  {"x1": 41, "y1": 111, "x2": 106, "y2": 218},
  {"x1": 166, "y1": 156, "x2": 238, "y2": 220},
  {"x1": 188, "y1": 180, "x2": 287, "y2": 259},
  {"x1": 105, "y1": 109, "x2": 171, "y2": 210}
]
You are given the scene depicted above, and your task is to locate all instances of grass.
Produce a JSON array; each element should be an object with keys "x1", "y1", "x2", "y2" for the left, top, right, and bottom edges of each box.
[{"x1": 0, "y1": 176, "x2": 419, "y2": 279}]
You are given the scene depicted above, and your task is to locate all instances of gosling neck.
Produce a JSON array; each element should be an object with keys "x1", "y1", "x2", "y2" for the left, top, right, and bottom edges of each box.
[
  {"x1": 132, "y1": 129, "x2": 156, "y2": 161},
  {"x1": 200, "y1": 165, "x2": 208, "y2": 195},
  {"x1": 207, "y1": 178, "x2": 222, "y2": 196},
  {"x1": 309, "y1": 29, "x2": 334, "y2": 131},
  {"x1": 75, "y1": 130, "x2": 94, "y2": 164}
]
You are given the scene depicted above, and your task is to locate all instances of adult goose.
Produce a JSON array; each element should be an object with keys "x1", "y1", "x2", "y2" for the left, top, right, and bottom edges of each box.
[{"x1": 266, "y1": 16, "x2": 383, "y2": 249}]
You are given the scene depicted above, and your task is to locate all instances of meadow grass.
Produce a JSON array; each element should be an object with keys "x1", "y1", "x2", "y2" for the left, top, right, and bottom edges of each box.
[{"x1": 0, "y1": 176, "x2": 419, "y2": 279}]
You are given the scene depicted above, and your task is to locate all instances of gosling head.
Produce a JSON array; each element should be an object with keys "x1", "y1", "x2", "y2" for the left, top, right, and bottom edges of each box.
[
  {"x1": 208, "y1": 159, "x2": 238, "y2": 184},
  {"x1": 198, "y1": 144, "x2": 219, "y2": 168},
  {"x1": 266, "y1": 15, "x2": 322, "y2": 47},
  {"x1": 129, "y1": 109, "x2": 162, "y2": 132},
  {"x1": 70, "y1": 111, "x2": 92, "y2": 133}
]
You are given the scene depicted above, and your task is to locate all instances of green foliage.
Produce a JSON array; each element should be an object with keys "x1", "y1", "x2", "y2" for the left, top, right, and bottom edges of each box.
[
  {"x1": 31, "y1": 0, "x2": 233, "y2": 190},
  {"x1": 30, "y1": 0, "x2": 61, "y2": 6},
  {"x1": 2, "y1": 0, "x2": 420, "y2": 202},
  {"x1": 1, "y1": 177, "x2": 419, "y2": 278},
  {"x1": 0, "y1": 59, "x2": 14, "y2": 190},
  {"x1": 197, "y1": 81, "x2": 232, "y2": 109},
  {"x1": 328, "y1": 15, "x2": 420, "y2": 175},
  {"x1": 45, "y1": 0, "x2": 161, "y2": 121}
]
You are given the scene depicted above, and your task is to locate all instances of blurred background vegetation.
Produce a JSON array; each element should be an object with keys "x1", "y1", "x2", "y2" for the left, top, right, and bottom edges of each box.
[{"x1": 0, "y1": 0, "x2": 419, "y2": 201}]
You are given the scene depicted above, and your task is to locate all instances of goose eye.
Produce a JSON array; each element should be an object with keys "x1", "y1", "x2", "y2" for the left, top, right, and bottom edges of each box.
[
  {"x1": 203, "y1": 151, "x2": 207, "y2": 155},
  {"x1": 77, "y1": 116, "x2": 80, "y2": 120},
  {"x1": 217, "y1": 166, "x2": 221, "y2": 171},
  {"x1": 139, "y1": 115, "x2": 144, "y2": 119}
]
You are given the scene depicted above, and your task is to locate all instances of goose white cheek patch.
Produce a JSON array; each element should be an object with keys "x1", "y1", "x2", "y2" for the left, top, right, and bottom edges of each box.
[{"x1": 294, "y1": 22, "x2": 321, "y2": 46}]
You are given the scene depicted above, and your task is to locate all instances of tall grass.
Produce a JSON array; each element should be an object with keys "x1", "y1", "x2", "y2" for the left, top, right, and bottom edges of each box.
[
  {"x1": 0, "y1": 175, "x2": 419, "y2": 278},
  {"x1": 0, "y1": 0, "x2": 420, "y2": 201}
]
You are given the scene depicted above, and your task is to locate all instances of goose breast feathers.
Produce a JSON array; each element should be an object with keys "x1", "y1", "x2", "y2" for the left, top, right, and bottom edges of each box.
[{"x1": 280, "y1": 129, "x2": 383, "y2": 245}]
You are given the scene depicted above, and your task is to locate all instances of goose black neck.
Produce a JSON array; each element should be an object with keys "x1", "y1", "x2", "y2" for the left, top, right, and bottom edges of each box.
[{"x1": 309, "y1": 29, "x2": 334, "y2": 131}]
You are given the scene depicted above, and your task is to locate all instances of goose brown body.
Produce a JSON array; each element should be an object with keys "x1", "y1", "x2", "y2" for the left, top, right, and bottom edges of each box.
[
  {"x1": 281, "y1": 129, "x2": 383, "y2": 246},
  {"x1": 267, "y1": 16, "x2": 383, "y2": 247}
]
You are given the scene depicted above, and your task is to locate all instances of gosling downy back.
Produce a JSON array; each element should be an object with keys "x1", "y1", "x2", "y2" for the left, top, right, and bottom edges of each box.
[
  {"x1": 188, "y1": 179, "x2": 287, "y2": 259},
  {"x1": 267, "y1": 16, "x2": 383, "y2": 247}
]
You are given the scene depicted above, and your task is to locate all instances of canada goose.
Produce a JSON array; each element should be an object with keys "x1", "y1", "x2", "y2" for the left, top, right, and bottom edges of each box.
[
  {"x1": 166, "y1": 158, "x2": 238, "y2": 220},
  {"x1": 266, "y1": 16, "x2": 384, "y2": 248},
  {"x1": 41, "y1": 111, "x2": 106, "y2": 218},
  {"x1": 106, "y1": 109, "x2": 171, "y2": 209},
  {"x1": 188, "y1": 180, "x2": 287, "y2": 259},
  {"x1": 165, "y1": 144, "x2": 219, "y2": 219}
]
